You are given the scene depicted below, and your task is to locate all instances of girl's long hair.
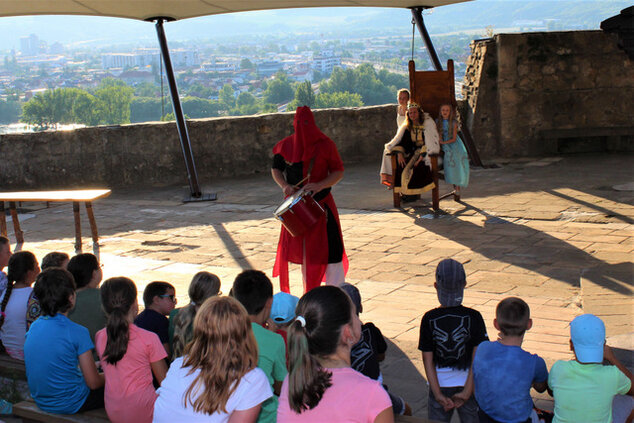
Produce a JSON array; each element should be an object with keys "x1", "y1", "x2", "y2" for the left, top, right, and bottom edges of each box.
[
  {"x1": 287, "y1": 286, "x2": 353, "y2": 413},
  {"x1": 100, "y1": 277, "x2": 137, "y2": 365},
  {"x1": 1, "y1": 251, "x2": 38, "y2": 329},
  {"x1": 182, "y1": 296, "x2": 258, "y2": 415},
  {"x1": 436, "y1": 103, "x2": 458, "y2": 140},
  {"x1": 172, "y1": 271, "x2": 221, "y2": 359}
]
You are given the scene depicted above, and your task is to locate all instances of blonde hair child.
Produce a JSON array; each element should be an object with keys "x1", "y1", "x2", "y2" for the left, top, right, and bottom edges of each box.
[{"x1": 153, "y1": 296, "x2": 273, "y2": 422}]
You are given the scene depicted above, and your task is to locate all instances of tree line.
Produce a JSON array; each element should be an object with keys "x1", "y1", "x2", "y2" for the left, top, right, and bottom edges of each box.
[{"x1": 2, "y1": 65, "x2": 407, "y2": 128}]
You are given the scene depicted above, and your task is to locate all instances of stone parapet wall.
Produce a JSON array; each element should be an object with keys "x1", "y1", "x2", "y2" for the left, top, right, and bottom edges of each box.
[
  {"x1": 462, "y1": 30, "x2": 634, "y2": 158},
  {"x1": 0, "y1": 105, "x2": 395, "y2": 190}
]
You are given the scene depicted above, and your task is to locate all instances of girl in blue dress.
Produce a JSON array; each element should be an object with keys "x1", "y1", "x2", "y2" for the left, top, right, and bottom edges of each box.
[{"x1": 436, "y1": 104, "x2": 469, "y2": 193}]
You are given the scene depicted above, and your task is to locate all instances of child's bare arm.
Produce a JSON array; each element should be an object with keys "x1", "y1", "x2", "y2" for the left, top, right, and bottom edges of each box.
[
  {"x1": 452, "y1": 345, "x2": 477, "y2": 407},
  {"x1": 532, "y1": 381, "x2": 548, "y2": 393},
  {"x1": 423, "y1": 351, "x2": 454, "y2": 411},
  {"x1": 78, "y1": 351, "x2": 104, "y2": 390},
  {"x1": 605, "y1": 345, "x2": 634, "y2": 396},
  {"x1": 151, "y1": 359, "x2": 168, "y2": 384}
]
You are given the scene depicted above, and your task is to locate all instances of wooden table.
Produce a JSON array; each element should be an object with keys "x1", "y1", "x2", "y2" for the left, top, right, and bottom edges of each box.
[{"x1": 0, "y1": 189, "x2": 111, "y2": 254}]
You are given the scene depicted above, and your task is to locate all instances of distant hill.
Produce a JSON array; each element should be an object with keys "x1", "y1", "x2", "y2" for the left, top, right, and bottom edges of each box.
[{"x1": 0, "y1": 1, "x2": 629, "y2": 51}]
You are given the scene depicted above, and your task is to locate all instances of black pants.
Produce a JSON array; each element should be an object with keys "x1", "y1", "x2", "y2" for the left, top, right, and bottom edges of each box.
[{"x1": 77, "y1": 387, "x2": 105, "y2": 412}]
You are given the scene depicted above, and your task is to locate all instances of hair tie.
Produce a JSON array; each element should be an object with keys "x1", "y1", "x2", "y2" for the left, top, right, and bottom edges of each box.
[{"x1": 295, "y1": 316, "x2": 306, "y2": 328}]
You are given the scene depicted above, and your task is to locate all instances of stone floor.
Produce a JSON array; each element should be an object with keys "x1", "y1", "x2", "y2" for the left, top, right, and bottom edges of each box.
[{"x1": 2, "y1": 153, "x2": 633, "y2": 419}]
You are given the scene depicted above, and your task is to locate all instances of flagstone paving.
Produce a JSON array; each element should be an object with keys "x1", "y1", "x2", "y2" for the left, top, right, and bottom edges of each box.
[{"x1": 3, "y1": 153, "x2": 632, "y2": 418}]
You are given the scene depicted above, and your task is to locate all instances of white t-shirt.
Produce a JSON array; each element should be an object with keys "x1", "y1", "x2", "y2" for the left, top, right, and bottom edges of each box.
[
  {"x1": 153, "y1": 356, "x2": 273, "y2": 423},
  {"x1": 0, "y1": 287, "x2": 33, "y2": 360},
  {"x1": 436, "y1": 365, "x2": 469, "y2": 387}
]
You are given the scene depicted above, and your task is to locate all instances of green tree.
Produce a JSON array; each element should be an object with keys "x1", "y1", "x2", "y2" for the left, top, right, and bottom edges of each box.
[
  {"x1": 135, "y1": 82, "x2": 158, "y2": 97},
  {"x1": 181, "y1": 97, "x2": 222, "y2": 118},
  {"x1": 94, "y1": 81, "x2": 134, "y2": 124},
  {"x1": 236, "y1": 92, "x2": 256, "y2": 107},
  {"x1": 72, "y1": 91, "x2": 101, "y2": 126},
  {"x1": 0, "y1": 99, "x2": 21, "y2": 124},
  {"x1": 320, "y1": 64, "x2": 394, "y2": 106},
  {"x1": 264, "y1": 72, "x2": 294, "y2": 104},
  {"x1": 291, "y1": 80, "x2": 315, "y2": 108},
  {"x1": 315, "y1": 92, "x2": 363, "y2": 109},
  {"x1": 240, "y1": 58, "x2": 254, "y2": 69},
  {"x1": 130, "y1": 97, "x2": 163, "y2": 123},
  {"x1": 21, "y1": 88, "x2": 88, "y2": 127},
  {"x1": 219, "y1": 84, "x2": 235, "y2": 108}
]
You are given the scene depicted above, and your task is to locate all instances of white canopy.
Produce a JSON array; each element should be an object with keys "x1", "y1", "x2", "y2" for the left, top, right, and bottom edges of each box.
[{"x1": 0, "y1": 0, "x2": 471, "y2": 21}]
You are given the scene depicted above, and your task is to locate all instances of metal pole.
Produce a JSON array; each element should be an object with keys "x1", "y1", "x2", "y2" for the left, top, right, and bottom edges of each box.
[
  {"x1": 411, "y1": 7, "x2": 443, "y2": 71},
  {"x1": 154, "y1": 18, "x2": 202, "y2": 197}
]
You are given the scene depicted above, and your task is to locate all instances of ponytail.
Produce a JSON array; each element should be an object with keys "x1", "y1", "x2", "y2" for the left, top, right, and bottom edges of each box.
[
  {"x1": 286, "y1": 286, "x2": 353, "y2": 413},
  {"x1": 2, "y1": 251, "x2": 38, "y2": 329},
  {"x1": 287, "y1": 318, "x2": 332, "y2": 413},
  {"x1": 100, "y1": 277, "x2": 137, "y2": 365},
  {"x1": 0, "y1": 281, "x2": 14, "y2": 329}
]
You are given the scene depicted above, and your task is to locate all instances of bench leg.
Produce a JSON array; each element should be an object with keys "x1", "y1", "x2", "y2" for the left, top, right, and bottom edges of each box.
[
  {"x1": 0, "y1": 202, "x2": 6, "y2": 237},
  {"x1": 85, "y1": 202, "x2": 101, "y2": 260},
  {"x1": 73, "y1": 201, "x2": 82, "y2": 254},
  {"x1": 9, "y1": 202, "x2": 24, "y2": 243}
]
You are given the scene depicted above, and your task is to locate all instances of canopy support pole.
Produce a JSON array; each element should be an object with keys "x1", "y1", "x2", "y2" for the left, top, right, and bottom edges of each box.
[
  {"x1": 154, "y1": 18, "x2": 216, "y2": 201},
  {"x1": 410, "y1": 7, "x2": 484, "y2": 167}
]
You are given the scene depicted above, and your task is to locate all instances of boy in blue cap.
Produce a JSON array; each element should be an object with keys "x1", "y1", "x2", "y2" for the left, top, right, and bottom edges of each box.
[{"x1": 549, "y1": 314, "x2": 633, "y2": 423}]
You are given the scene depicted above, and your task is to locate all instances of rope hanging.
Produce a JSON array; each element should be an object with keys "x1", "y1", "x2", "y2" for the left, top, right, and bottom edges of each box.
[{"x1": 411, "y1": 18, "x2": 416, "y2": 61}]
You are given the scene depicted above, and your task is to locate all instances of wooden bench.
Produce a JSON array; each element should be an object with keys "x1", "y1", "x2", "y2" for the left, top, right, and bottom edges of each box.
[
  {"x1": 540, "y1": 126, "x2": 634, "y2": 154},
  {"x1": 12, "y1": 400, "x2": 109, "y2": 423},
  {"x1": 0, "y1": 189, "x2": 111, "y2": 256}
]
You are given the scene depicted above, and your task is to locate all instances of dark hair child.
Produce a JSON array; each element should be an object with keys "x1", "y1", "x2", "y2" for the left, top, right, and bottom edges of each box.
[
  {"x1": 96, "y1": 277, "x2": 167, "y2": 423},
  {"x1": 23, "y1": 268, "x2": 104, "y2": 414}
]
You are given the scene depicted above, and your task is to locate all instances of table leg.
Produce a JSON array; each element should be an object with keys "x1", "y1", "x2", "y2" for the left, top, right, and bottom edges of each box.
[
  {"x1": 0, "y1": 202, "x2": 6, "y2": 237},
  {"x1": 85, "y1": 201, "x2": 99, "y2": 245},
  {"x1": 9, "y1": 202, "x2": 24, "y2": 244},
  {"x1": 73, "y1": 201, "x2": 82, "y2": 254}
]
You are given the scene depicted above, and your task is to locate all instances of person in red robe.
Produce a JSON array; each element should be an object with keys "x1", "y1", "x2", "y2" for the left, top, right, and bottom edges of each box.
[{"x1": 271, "y1": 106, "x2": 348, "y2": 293}]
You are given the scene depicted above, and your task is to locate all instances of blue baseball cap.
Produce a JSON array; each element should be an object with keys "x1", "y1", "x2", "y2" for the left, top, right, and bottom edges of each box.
[
  {"x1": 270, "y1": 292, "x2": 299, "y2": 324},
  {"x1": 570, "y1": 314, "x2": 605, "y2": 363}
]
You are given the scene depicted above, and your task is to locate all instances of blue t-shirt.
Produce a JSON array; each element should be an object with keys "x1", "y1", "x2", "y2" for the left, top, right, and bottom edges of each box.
[
  {"x1": 473, "y1": 341, "x2": 548, "y2": 423},
  {"x1": 24, "y1": 314, "x2": 94, "y2": 414}
]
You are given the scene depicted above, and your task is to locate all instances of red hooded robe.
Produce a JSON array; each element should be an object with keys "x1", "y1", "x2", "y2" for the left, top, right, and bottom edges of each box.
[{"x1": 272, "y1": 107, "x2": 348, "y2": 293}]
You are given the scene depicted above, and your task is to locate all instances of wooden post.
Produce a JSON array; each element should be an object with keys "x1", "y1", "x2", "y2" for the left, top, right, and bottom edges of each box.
[
  {"x1": 431, "y1": 155, "x2": 440, "y2": 211},
  {"x1": 8, "y1": 202, "x2": 23, "y2": 243},
  {"x1": 0, "y1": 202, "x2": 6, "y2": 237},
  {"x1": 73, "y1": 201, "x2": 82, "y2": 253}
]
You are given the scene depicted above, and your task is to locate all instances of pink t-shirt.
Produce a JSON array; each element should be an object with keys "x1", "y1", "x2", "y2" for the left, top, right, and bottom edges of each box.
[
  {"x1": 95, "y1": 324, "x2": 167, "y2": 423},
  {"x1": 277, "y1": 367, "x2": 392, "y2": 422}
]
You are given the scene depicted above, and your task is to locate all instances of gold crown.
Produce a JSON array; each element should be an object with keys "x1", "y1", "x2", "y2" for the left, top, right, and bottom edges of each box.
[{"x1": 407, "y1": 101, "x2": 420, "y2": 109}]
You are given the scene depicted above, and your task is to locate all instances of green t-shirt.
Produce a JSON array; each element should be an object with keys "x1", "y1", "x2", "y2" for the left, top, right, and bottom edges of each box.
[
  {"x1": 251, "y1": 322, "x2": 287, "y2": 423},
  {"x1": 68, "y1": 288, "x2": 106, "y2": 344},
  {"x1": 549, "y1": 360, "x2": 631, "y2": 423}
]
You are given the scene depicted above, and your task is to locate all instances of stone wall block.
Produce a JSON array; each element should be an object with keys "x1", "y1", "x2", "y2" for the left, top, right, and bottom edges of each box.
[
  {"x1": 463, "y1": 30, "x2": 634, "y2": 158},
  {"x1": 0, "y1": 105, "x2": 395, "y2": 189}
]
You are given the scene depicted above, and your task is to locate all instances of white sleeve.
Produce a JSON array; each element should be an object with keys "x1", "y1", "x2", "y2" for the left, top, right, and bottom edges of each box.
[
  {"x1": 233, "y1": 368, "x2": 274, "y2": 411},
  {"x1": 384, "y1": 124, "x2": 407, "y2": 153},
  {"x1": 423, "y1": 114, "x2": 441, "y2": 167}
]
